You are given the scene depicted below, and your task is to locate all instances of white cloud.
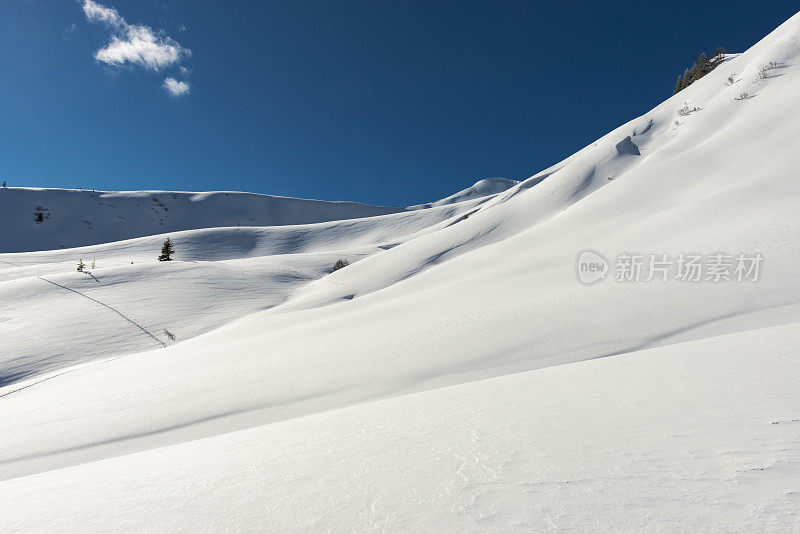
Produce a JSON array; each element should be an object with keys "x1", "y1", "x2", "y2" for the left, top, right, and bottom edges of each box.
[
  {"x1": 163, "y1": 77, "x2": 190, "y2": 96},
  {"x1": 82, "y1": 1, "x2": 191, "y2": 74},
  {"x1": 95, "y1": 25, "x2": 189, "y2": 70},
  {"x1": 82, "y1": 0, "x2": 124, "y2": 27}
]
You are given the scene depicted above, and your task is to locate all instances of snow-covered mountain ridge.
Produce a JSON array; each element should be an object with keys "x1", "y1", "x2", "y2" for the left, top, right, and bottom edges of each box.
[
  {"x1": 0, "y1": 187, "x2": 402, "y2": 252},
  {"x1": 0, "y1": 178, "x2": 520, "y2": 253}
]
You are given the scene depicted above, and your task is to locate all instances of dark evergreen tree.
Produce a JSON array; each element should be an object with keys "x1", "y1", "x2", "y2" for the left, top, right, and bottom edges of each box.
[
  {"x1": 696, "y1": 53, "x2": 710, "y2": 77},
  {"x1": 77, "y1": 259, "x2": 85, "y2": 272},
  {"x1": 333, "y1": 258, "x2": 349, "y2": 271},
  {"x1": 158, "y1": 237, "x2": 175, "y2": 261},
  {"x1": 673, "y1": 74, "x2": 685, "y2": 95}
]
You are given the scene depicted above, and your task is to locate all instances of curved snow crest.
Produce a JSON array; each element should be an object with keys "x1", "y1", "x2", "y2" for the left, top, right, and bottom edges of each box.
[{"x1": 407, "y1": 178, "x2": 519, "y2": 210}]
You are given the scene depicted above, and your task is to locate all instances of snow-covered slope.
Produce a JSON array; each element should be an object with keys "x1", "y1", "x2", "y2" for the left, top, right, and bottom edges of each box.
[
  {"x1": 407, "y1": 177, "x2": 518, "y2": 209},
  {"x1": 0, "y1": 188, "x2": 401, "y2": 252},
  {"x1": 2, "y1": 10, "x2": 800, "y2": 532},
  {"x1": 0, "y1": 198, "x2": 488, "y2": 385},
  {"x1": 3, "y1": 323, "x2": 798, "y2": 531}
]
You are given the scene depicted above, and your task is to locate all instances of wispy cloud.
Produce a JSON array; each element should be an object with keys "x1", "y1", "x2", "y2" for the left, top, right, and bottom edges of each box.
[
  {"x1": 81, "y1": 0, "x2": 191, "y2": 93},
  {"x1": 62, "y1": 22, "x2": 78, "y2": 41},
  {"x1": 82, "y1": 0, "x2": 123, "y2": 27},
  {"x1": 163, "y1": 77, "x2": 190, "y2": 97}
]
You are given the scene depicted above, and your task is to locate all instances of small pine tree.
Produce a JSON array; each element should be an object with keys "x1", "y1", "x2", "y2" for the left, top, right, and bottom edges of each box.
[
  {"x1": 158, "y1": 237, "x2": 175, "y2": 261},
  {"x1": 696, "y1": 53, "x2": 710, "y2": 74},
  {"x1": 77, "y1": 259, "x2": 85, "y2": 272},
  {"x1": 333, "y1": 258, "x2": 349, "y2": 271},
  {"x1": 673, "y1": 73, "x2": 684, "y2": 95}
]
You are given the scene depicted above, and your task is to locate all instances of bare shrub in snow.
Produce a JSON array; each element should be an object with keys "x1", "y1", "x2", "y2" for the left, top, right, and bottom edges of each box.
[
  {"x1": 725, "y1": 74, "x2": 735, "y2": 86},
  {"x1": 164, "y1": 329, "x2": 176, "y2": 341},
  {"x1": 757, "y1": 62, "x2": 780, "y2": 80},
  {"x1": 677, "y1": 103, "x2": 700, "y2": 117},
  {"x1": 77, "y1": 259, "x2": 85, "y2": 272},
  {"x1": 735, "y1": 92, "x2": 749, "y2": 100},
  {"x1": 333, "y1": 258, "x2": 349, "y2": 272}
]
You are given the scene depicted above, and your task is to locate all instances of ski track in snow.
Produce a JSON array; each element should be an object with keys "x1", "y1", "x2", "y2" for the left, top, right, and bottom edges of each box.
[{"x1": 36, "y1": 276, "x2": 166, "y2": 348}]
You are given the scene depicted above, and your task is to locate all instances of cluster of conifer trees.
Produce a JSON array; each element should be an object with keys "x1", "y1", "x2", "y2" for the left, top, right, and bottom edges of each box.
[{"x1": 673, "y1": 47, "x2": 726, "y2": 95}]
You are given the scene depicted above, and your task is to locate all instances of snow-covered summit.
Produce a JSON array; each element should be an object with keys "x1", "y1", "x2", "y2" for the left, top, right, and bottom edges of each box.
[{"x1": 407, "y1": 177, "x2": 518, "y2": 209}]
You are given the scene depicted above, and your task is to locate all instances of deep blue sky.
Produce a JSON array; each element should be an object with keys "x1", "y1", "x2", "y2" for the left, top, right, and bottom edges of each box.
[{"x1": 0, "y1": 1, "x2": 797, "y2": 206}]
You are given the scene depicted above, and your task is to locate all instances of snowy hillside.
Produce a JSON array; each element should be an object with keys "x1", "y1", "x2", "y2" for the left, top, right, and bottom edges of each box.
[
  {"x1": 2, "y1": 11, "x2": 800, "y2": 532},
  {"x1": 0, "y1": 188, "x2": 401, "y2": 252},
  {"x1": 407, "y1": 177, "x2": 518, "y2": 209}
]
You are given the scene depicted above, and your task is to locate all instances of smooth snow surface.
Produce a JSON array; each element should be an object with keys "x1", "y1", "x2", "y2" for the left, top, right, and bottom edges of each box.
[
  {"x1": 3, "y1": 324, "x2": 799, "y2": 532},
  {"x1": 2, "y1": 11, "x2": 800, "y2": 532}
]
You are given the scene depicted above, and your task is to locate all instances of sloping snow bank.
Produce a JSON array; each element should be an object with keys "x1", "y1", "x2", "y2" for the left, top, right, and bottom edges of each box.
[{"x1": 2, "y1": 323, "x2": 798, "y2": 532}]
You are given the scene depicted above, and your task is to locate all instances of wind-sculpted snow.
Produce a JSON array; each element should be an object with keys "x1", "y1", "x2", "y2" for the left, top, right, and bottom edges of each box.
[{"x1": 2, "y1": 10, "x2": 800, "y2": 531}]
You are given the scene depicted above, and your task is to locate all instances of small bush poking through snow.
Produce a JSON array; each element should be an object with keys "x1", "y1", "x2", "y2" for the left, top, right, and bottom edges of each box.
[
  {"x1": 757, "y1": 62, "x2": 780, "y2": 80},
  {"x1": 333, "y1": 258, "x2": 349, "y2": 272},
  {"x1": 164, "y1": 329, "x2": 176, "y2": 341},
  {"x1": 726, "y1": 74, "x2": 735, "y2": 86},
  {"x1": 77, "y1": 259, "x2": 85, "y2": 272},
  {"x1": 735, "y1": 91, "x2": 749, "y2": 101},
  {"x1": 677, "y1": 103, "x2": 700, "y2": 116}
]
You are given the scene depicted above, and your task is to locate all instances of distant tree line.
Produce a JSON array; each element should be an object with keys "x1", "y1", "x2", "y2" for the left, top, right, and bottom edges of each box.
[{"x1": 673, "y1": 47, "x2": 726, "y2": 95}]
